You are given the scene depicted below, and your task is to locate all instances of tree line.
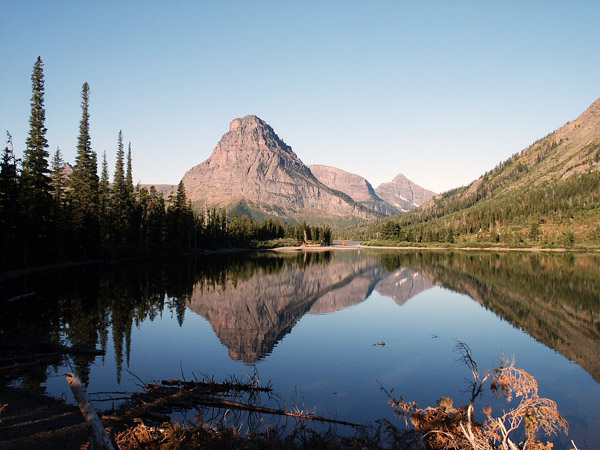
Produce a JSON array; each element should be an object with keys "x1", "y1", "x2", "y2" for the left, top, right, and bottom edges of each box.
[
  {"x1": 368, "y1": 132, "x2": 600, "y2": 247},
  {"x1": 0, "y1": 58, "x2": 331, "y2": 268}
]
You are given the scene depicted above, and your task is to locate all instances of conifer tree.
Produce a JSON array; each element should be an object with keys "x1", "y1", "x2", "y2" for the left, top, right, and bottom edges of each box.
[
  {"x1": 67, "y1": 82, "x2": 99, "y2": 254},
  {"x1": 98, "y1": 151, "x2": 111, "y2": 252},
  {"x1": 20, "y1": 57, "x2": 52, "y2": 261},
  {"x1": 126, "y1": 142, "x2": 133, "y2": 198},
  {"x1": 49, "y1": 148, "x2": 68, "y2": 257},
  {"x1": 49, "y1": 148, "x2": 66, "y2": 212},
  {"x1": 0, "y1": 132, "x2": 20, "y2": 265},
  {"x1": 21, "y1": 57, "x2": 51, "y2": 214},
  {"x1": 113, "y1": 130, "x2": 127, "y2": 205},
  {"x1": 99, "y1": 151, "x2": 110, "y2": 206},
  {"x1": 111, "y1": 130, "x2": 131, "y2": 249}
]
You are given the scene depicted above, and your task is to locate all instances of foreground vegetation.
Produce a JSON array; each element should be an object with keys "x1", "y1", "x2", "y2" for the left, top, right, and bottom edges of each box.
[
  {"x1": 0, "y1": 58, "x2": 331, "y2": 269},
  {"x1": 346, "y1": 123, "x2": 600, "y2": 248},
  {"x1": 84, "y1": 345, "x2": 574, "y2": 449},
  {"x1": 0, "y1": 343, "x2": 574, "y2": 449}
]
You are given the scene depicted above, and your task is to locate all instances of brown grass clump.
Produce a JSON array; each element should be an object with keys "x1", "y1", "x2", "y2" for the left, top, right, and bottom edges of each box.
[
  {"x1": 383, "y1": 342, "x2": 571, "y2": 450},
  {"x1": 111, "y1": 417, "x2": 383, "y2": 450}
]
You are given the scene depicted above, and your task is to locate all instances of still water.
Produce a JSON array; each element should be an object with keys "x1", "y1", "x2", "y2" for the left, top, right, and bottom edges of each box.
[{"x1": 1, "y1": 249, "x2": 599, "y2": 448}]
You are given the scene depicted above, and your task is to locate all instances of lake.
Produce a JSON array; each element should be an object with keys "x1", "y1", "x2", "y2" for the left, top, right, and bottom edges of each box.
[{"x1": 1, "y1": 249, "x2": 599, "y2": 449}]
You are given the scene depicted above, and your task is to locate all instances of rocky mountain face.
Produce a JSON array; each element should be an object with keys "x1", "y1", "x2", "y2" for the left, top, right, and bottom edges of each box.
[
  {"x1": 375, "y1": 173, "x2": 436, "y2": 212},
  {"x1": 182, "y1": 115, "x2": 382, "y2": 225},
  {"x1": 309, "y1": 165, "x2": 400, "y2": 215}
]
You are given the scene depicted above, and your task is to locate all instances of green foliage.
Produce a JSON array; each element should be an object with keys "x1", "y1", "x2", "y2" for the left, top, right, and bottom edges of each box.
[
  {"x1": 67, "y1": 82, "x2": 100, "y2": 254},
  {"x1": 21, "y1": 57, "x2": 51, "y2": 218},
  {"x1": 370, "y1": 170, "x2": 600, "y2": 248},
  {"x1": 19, "y1": 57, "x2": 52, "y2": 263}
]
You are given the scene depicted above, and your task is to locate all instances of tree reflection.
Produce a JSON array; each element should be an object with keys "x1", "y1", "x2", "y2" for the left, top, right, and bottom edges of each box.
[
  {"x1": 376, "y1": 250, "x2": 600, "y2": 382},
  {"x1": 3, "y1": 249, "x2": 597, "y2": 390}
]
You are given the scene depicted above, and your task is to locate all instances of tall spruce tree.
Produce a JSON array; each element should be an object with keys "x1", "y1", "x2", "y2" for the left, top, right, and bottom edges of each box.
[
  {"x1": 21, "y1": 57, "x2": 51, "y2": 209},
  {"x1": 67, "y1": 82, "x2": 99, "y2": 255},
  {"x1": 49, "y1": 148, "x2": 68, "y2": 257},
  {"x1": 111, "y1": 130, "x2": 130, "y2": 249},
  {"x1": 20, "y1": 57, "x2": 52, "y2": 261},
  {"x1": 113, "y1": 130, "x2": 127, "y2": 205},
  {"x1": 49, "y1": 148, "x2": 66, "y2": 213},
  {"x1": 126, "y1": 142, "x2": 133, "y2": 197},
  {"x1": 98, "y1": 151, "x2": 111, "y2": 254},
  {"x1": 99, "y1": 150, "x2": 110, "y2": 205}
]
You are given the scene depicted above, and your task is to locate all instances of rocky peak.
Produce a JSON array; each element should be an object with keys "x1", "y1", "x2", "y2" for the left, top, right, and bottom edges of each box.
[
  {"x1": 375, "y1": 173, "x2": 436, "y2": 212},
  {"x1": 182, "y1": 116, "x2": 381, "y2": 223},
  {"x1": 223, "y1": 115, "x2": 293, "y2": 155},
  {"x1": 309, "y1": 164, "x2": 377, "y2": 203},
  {"x1": 309, "y1": 164, "x2": 400, "y2": 215}
]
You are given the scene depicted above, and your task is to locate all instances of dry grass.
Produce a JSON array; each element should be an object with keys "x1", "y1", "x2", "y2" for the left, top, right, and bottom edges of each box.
[{"x1": 382, "y1": 343, "x2": 572, "y2": 450}]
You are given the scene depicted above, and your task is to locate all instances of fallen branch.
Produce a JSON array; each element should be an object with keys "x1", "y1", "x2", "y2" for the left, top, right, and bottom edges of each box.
[
  {"x1": 66, "y1": 372, "x2": 116, "y2": 450},
  {"x1": 101, "y1": 376, "x2": 363, "y2": 429}
]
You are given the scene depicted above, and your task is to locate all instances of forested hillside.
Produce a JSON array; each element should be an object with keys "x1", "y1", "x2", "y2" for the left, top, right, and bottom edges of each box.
[{"x1": 365, "y1": 98, "x2": 600, "y2": 247}]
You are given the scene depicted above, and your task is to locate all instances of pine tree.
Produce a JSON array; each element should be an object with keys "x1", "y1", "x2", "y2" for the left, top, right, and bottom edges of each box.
[
  {"x1": 49, "y1": 148, "x2": 68, "y2": 257},
  {"x1": 98, "y1": 151, "x2": 111, "y2": 252},
  {"x1": 49, "y1": 148, "x2": 66, "y2": 214},
  {"x1": 113, "y1": 131, "x2": 126, "y2": 202},
  {"x1": 111, "y1": 130, "x2": 130, "y2": 249},
  {"x1": 167, "y1": 181, "x2": 195, "y2": 249},
  {"x1": 21, "y1": 57, "x2": 51, "y2": 211},
  {"x1": 20, "y1": 57, "x2": 52, "y2": 261},
  {"x1": 67, "y1": 82, "x2": 99, "y2": 255},
  {"x1": 99, "y1": 151, "x2": 110, "y2": 207},
  {"x1": 126, "y1": 142, "x2": 133, "y2": 197},
  {"x1": 0, "y1": 132, "x2": 20, "y2": 265},
  {"x1": 145, "y1": 186, "x2": 166, "y2": 249}
]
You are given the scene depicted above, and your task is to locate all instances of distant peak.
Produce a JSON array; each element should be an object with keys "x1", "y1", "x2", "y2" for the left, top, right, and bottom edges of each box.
[
  {"x1": 229, "y1": 115, "x2": 267, "y2": 132},
  {"x1": 392, "y1": 173, "x2": 408, "y2": 183}
]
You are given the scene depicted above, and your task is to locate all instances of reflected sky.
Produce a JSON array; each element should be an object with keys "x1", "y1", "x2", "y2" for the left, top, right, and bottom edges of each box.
[{"x1": 5, "y1": 250, "x2": 599, "y2": 449}]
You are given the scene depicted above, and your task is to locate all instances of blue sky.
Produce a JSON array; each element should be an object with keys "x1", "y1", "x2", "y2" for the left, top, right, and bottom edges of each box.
[{"x1": 1, "y1": 1, "x2": 599, "y2": 193}]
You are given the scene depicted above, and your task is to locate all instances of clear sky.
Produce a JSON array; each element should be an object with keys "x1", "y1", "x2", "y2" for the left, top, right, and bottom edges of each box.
[{"x1": 1, "y1": 1, "x2": 599, "y2": 194}]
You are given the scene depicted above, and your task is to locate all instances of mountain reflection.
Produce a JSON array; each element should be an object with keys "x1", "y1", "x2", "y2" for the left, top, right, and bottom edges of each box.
[
  {"x1": 187, "y1": 251, "x2": 432, "y2": 362},
  {"x1": 2, "y1": 249, "x2": 599, "y2": 389},
  {"x1": 377, "y1": 250, "x2": 600, "y2": 382}
]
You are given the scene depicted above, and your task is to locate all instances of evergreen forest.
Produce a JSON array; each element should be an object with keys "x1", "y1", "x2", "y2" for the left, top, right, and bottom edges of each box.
[
  {"x1": 0, "y1": 58, "x2": 331, "y2": 269},
  {"x1": 360, "y1": 129, "x2": 600, "y2": 248}
]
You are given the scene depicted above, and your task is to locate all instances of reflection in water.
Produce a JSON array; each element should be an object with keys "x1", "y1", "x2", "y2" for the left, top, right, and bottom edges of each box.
[
  {"x1": 378, "y1": 250, "x2": 600, "y2": 383},
  {"x1": 1, "y1": 249, "x2": 599, "y2": 389},
  {"x1": 188, "y1": 251, "x2": 432, "y2": 362}
]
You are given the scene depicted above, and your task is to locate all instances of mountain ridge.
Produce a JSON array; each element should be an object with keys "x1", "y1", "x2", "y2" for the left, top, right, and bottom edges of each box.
[
  {"x1": 180, "y1": 115, "x2": 435, "y2": 225},
  {"x1": 375, "y1": 96, "x2": 600, "y2": 246}
]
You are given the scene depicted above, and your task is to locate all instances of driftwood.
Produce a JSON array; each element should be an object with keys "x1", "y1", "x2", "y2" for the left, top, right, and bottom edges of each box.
[
  {"x1": 66, "y1": 372, "x2": 116, "y2": 450},
  {"x1": 101, "y1": 377, "x2": 363, "y2": 429}
]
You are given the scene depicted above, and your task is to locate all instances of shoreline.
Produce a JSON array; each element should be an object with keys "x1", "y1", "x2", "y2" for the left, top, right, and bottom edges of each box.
[
  {"x1": 269, "y1": 243, "x2": 599, "y2": 253},
  {"x1": 2, "y1": 244, "x2": 597, "y2": 283}
]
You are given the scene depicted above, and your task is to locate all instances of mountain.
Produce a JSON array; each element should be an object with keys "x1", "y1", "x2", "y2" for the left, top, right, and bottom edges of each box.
[
  {"x1": 375, "y1": 173, "x2": 436, "y2": 212},
  {"x1": 181, "y1": 115, "x2": 382, "y2": 226},
  {"x1": 309, "y1": 164, "x2": 400, "y2": 215},
  {"x1": 377, "y1": 97, "x2": 600, "y2": 246}
]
